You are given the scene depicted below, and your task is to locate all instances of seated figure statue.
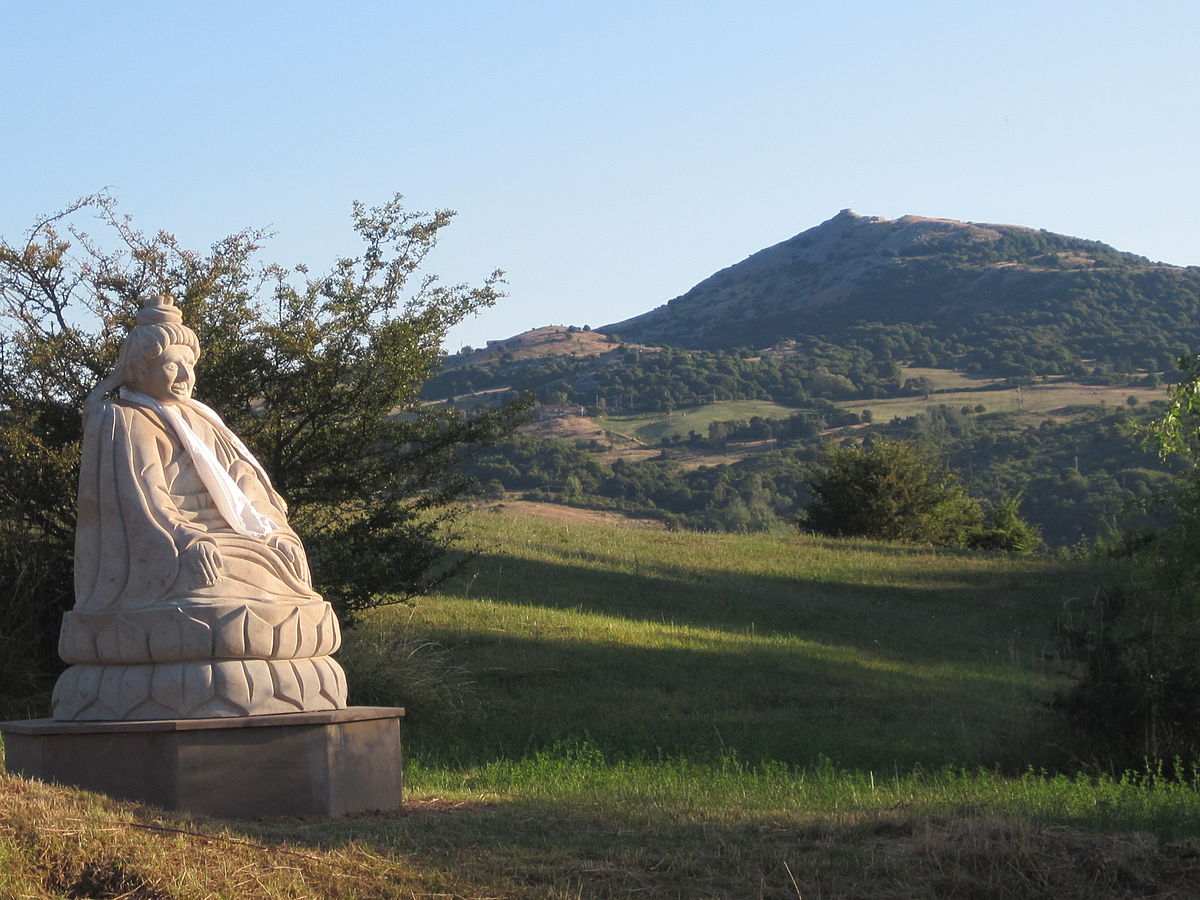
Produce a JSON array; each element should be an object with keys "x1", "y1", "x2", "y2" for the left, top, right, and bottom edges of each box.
[{"x1": 52, "y1": 294, "x2": 347, "y2": 720}]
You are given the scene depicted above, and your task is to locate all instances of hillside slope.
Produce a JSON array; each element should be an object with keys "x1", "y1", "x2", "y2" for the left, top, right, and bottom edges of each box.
[{"x1": 604, "y1": 210, "x2": 1200, "y2": 374}]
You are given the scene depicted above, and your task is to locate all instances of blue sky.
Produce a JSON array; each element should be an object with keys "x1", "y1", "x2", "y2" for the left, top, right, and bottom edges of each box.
[{"x1": 4, "y1": 1, "x2": 1198, "y2": 349}]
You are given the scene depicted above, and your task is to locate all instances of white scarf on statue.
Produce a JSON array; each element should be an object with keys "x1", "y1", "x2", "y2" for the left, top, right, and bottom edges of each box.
[{"x1": 120, "y1": 389, "x2": 280, "y2": 539}]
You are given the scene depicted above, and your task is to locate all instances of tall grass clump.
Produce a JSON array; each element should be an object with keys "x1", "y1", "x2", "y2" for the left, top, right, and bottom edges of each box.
[{"x1": 337, "y1": 615, "x2": 477, "y2": 723}]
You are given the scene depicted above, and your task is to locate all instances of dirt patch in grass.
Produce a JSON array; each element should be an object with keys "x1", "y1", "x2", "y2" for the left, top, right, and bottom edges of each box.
[
  {"x1": 521, "y1": 414, "x2": 661, "y2": 465},
  {"x1": 522, "y1": 415, "x2": 610, "y2": 444},
  {"x1": 479, "y1": 499, "x2": 665, "y2": 530},
  {"x1": 49, "y1": 859, "x2": 175, "y2": 900}
]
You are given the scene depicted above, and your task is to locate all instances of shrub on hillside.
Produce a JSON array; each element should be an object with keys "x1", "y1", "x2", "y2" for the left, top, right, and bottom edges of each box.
[
  {"x1": 968, "y1": 494, "x2": 1043, "y2": 554},
  {"x1": 800, "y1": 439, "x2": 1041, "y2": 552},
  {"x1": 800, "y1": 439, "x2": 983, "y2": 546}
]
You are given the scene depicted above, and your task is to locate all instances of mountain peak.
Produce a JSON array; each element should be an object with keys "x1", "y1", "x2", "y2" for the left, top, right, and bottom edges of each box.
[{"x1": 603, "y1": 211, "x2": 1159, "y2": 349}]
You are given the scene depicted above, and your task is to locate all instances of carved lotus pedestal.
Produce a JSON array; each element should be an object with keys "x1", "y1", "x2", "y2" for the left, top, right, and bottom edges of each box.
[{"x1": 53, "y1": 599, "x2": 347, "y2": 720}]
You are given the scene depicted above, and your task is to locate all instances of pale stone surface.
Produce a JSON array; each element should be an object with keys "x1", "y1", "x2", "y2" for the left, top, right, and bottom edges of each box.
[
  {"x1": 52, "y1": 294, "x2": 347, "y2": 720},
  {"x1": 1, "y1": 707, "x2": 405, "y2": 817}
]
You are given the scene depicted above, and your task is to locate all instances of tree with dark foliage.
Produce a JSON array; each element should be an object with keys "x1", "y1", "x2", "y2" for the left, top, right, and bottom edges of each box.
[
  {"x1": 1056, "y1": 354, "x2": 1200, "y2": 770},
  {"x1": 802, "y1": 438, "x2": 983, "y2": 546}
]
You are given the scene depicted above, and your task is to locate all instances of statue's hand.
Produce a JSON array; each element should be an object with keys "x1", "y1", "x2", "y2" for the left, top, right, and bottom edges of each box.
[
  {"x1": 266, "y1": 532, "x2": 293, "y2": 561},
  {"x1": 187, "y1": 540, "x2": 223, "y2": 586},
  {"x1": 268, "y1": 533, "x2": 308, "y2": 581}
]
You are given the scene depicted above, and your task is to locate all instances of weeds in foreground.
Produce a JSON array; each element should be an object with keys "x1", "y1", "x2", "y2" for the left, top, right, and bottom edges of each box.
[{"x1": 337, "y1": 618, "x2": 477, "y2": 720}]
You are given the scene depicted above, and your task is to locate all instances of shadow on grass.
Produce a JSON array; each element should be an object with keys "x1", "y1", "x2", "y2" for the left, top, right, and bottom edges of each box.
[
  {"x1": 240, "y1": 795, "x2": 1200, "y2": 899},
  {"x1": 439, "y1": 547, "x2": 1089, "y2": 669},
  {"x1": 402, "y1": 626, "x2": 1062, "y2": 772},
  {"x1": 242, "y1": 800, "x2": 916, "y2": 899},
  {"x1": 391, "y1": 538, "x2": 1101, "y2": 773}
]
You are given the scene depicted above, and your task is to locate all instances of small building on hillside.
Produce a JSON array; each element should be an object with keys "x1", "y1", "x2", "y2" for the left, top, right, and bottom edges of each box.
[{"x1": 537, "y1": 404, "x2": 587, "y2": 420}]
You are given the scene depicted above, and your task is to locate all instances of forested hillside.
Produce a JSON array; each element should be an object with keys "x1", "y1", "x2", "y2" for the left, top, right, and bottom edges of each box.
[
  {"x1": 464, "y1": 402, "x2": 1172, "y2": 545},
  {"x1": 432, "y1": 210, "x2": 1198, "y2": 547}
]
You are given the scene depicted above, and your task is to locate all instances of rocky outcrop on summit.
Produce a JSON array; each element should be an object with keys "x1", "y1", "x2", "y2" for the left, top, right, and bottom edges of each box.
[{"x1": 603, "y1": 210, "x2": 1169, "y2": 350}]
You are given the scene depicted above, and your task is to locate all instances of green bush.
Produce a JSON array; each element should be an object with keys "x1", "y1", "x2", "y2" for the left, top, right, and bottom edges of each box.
[
  {"x1": 801, "y1": 438, "x2": 983, "y2": 546},
  {"x1": 969, "y1": 495, "x2": 1043, "y2": 554},
  {"x1": 1056, "y1": 355, "x2": 1200, "y2": 768},
  {"x1": 0, "y1": 529, "x2": 68, "y2": 715},
  {"x1": 1055, "y1": 571, "x2": 1200, "y2": 771}
]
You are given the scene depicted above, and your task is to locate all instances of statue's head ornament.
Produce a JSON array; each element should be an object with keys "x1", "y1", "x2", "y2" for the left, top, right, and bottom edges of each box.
[
  {"x1": 115, "y1": 294, "x2": 201, "y2": 381},
  {"x1": 135, "y1": 292, "x2": 184, "y2": 327}
]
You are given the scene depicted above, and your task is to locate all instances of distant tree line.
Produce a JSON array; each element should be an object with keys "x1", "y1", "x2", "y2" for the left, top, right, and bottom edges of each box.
[
  {"x1": 428, "y1": 316, "x2": 1177, "y2": 415},
  {"x1": 467, "y1": 434, "x2": 812, "y2": 533}
]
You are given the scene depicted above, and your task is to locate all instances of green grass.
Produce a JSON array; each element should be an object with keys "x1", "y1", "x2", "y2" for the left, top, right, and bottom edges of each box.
[
  {"x1": 596, "y1": 400, "x2": 800, "y2": 443},
  {"x1": 395, "y1": 512, "x2": 1085, "y2": 773},
  {"x1": 10, "y1": 512, "x2": 1200, "y2": 898},
  {"x1": 9, "y1": 759, "x2": 1200, "y2": 899},
  {"x1": 896, "y1": 366, "x2": 996, "y2": 392},
  {"x1": 410, "y1": 744, "x2": 1200, "y2": 840}
]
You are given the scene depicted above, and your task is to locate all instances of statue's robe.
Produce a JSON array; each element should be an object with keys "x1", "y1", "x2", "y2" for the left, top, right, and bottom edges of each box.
[{"x1": 74, "y1": 399, "x2": 318, "y2": 611}]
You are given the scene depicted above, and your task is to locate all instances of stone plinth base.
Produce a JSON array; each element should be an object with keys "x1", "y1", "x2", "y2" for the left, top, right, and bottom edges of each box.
[{"x1": 0, "y1": 706, "x2": 404, "y2": 818}]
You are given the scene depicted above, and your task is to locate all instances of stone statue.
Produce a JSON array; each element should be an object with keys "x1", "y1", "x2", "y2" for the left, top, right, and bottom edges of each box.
[{"x1": 52, "y1": 294, "x2": 347, "y2": 720}]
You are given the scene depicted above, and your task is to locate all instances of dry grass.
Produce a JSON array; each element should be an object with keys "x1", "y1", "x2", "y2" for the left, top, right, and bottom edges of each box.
[
  {"x1": 478, "y1": 498, "x2": 665, "y2": 530},
  {"x1": 5, "y1": 773, "x2": 1200, "y2": 899},
  {"x1": 0, "y1": 774, "x2": 475, "y2": 899},
  {"x1": 842, "y1": 381, "x2": 1162, "y2": 422},
  {"x1": 849, "y1": 366, "x2": 1166, "y2": 420}
]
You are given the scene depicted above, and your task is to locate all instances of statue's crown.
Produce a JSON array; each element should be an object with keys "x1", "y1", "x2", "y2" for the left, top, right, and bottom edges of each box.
[{"x1": 136, "y1": 293, "x2": 183, "y2": 326}]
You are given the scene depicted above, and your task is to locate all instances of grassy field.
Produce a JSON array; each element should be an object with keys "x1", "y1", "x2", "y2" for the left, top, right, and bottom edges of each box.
[
  {"x1": 579, "y1": 372, "x2": 1165, "y2": 460},
  {"x1": 7, "y1": 512, "x2": 1200, "y2": 898},
  {"x1": 596, "y1": 400, "x2": 800, "y2": 444},
  {"x1": 403, "y1": 513, "x2": 1081, "y2": 771},
  {"x1": 843, "y1": 380, "x2": 1163, "y2": 423}
]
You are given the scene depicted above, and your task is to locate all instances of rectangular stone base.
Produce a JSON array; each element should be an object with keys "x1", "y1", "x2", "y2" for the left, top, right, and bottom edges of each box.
[{"x1": 0, "y1": 706, "x2": 404, "y2": 818}]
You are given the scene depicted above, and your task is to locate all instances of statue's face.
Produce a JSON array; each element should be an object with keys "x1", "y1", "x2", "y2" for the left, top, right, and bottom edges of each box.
[{"x1": 127, "y1": 344, "x2": 196, "y2": 404}]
